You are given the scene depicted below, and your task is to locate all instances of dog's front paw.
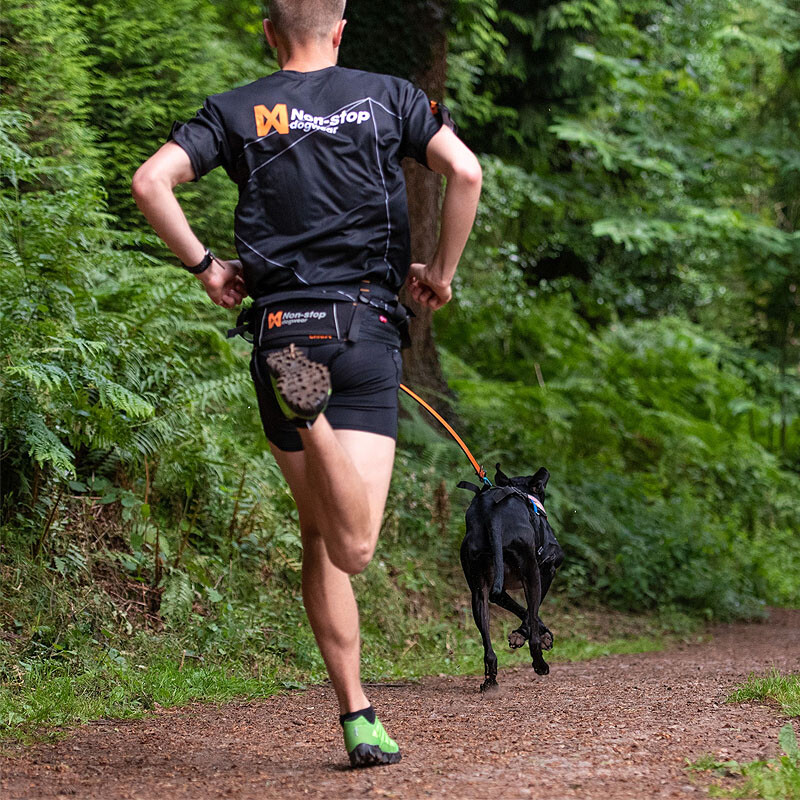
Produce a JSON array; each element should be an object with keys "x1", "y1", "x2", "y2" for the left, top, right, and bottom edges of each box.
[
  {"x1": 532, "y1": 657, "x2": 550, "y2": 676},
  {"x1": 480, "y1": 678, "x2": 499, "y2": 693},
  {"x1": 508, "y1": 629, "x2": 527, "y2": 649}
]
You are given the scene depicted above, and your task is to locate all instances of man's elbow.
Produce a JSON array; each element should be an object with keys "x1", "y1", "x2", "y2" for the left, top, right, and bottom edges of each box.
[
  {"x1": 131, "y1": 166, "x2": 154, "y2": 202},
  {"x1": 452, "y1": 155, "x2": 482, "y2": 187},
  {"x1": 131, "y1": 164, "x2": 170, "y2": 202}
]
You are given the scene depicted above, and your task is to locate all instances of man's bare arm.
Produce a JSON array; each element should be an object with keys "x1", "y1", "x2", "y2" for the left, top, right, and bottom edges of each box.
[
  {"x1": 131, "y1": 143, "x2": 246, "y2": 309},
  {"x1": 406, "y1": 126, "x2": 482, "y2": 310}
]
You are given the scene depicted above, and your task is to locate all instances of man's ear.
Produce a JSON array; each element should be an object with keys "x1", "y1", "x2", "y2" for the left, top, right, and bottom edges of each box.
[
  {"x1": 494, "y1": 463, "x2": 511, "y2": 486},
  {"x1": 528, "y1": 467, "x2": 550, "y2": 493},
  {"x1": 332, "y1": 18, "x2": 347, "y2": 48},
  {"x1": 263, "y1": 19, "x2": 278, "y2": 49}
]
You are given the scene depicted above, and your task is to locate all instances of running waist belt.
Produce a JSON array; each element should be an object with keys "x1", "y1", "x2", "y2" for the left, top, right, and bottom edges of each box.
[{"x1": 227, "y1": 283, "x2": 412, "y2": 349}]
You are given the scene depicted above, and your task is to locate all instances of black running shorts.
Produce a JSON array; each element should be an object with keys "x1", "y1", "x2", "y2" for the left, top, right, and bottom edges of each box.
[{"x1": 250, "y1": 338, "x2": 403, "y2": 452}]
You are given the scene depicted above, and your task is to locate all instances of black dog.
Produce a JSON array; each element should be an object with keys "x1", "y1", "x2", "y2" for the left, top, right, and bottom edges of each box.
[{"x1": 458, "y1": 464, "x2": 564, "y2": 692}]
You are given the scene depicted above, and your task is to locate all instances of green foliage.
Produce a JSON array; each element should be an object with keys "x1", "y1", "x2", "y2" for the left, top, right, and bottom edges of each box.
[
  {"x1": 79, "y1": 0, "x2": 270, "y2": 243},
  {"x1": 0, "y1": 0, "x2": 98, "y2": 169},
  {"x1": 0, "y1": 653, "x2": 281, "y2": 737},
  {"x1": 447, "y1": 0, "x2": 800, "y2": 444},
  {"x1": 437, "y1": 279, "x2": 800, "y2": 616},
  {"x1": 0, "y1": 113, "x2": 247, "y2": 504}
]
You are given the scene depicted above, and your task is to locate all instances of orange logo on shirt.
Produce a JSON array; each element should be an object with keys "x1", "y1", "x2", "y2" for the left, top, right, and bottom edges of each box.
[
  {"x1": 254, "y1": 103, "x2": 289, "y2": 136},
  {"x1": 268, "y1": 311, "x2": 283, "y2": 329}
]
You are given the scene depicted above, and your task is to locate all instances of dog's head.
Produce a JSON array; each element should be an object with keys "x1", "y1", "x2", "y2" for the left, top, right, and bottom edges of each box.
[{"x1": 494, "y1": 463, "x2": 550, "y2": 504}]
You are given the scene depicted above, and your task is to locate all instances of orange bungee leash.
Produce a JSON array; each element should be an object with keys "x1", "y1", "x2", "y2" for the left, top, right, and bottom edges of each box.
[{"x1": 398, "y1": 383, "x2": 491, "y2": 486}]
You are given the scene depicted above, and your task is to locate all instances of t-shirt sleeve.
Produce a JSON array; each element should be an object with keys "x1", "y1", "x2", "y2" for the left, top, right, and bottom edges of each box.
[
  {"x1": 167, "y1": 99, "x2": 233, "y2": 181},
  {"x1": 399, "y1": 84, "x2": 443, "y2": 167}
]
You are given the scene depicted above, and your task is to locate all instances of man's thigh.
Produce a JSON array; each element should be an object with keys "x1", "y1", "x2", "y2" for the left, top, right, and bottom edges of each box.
[
  {"x1": 252, "y1": 340, "x2": 403, "y2": 452},
  {"x1": 270, "y1": 428, "x2": 396, "y2": 540}
]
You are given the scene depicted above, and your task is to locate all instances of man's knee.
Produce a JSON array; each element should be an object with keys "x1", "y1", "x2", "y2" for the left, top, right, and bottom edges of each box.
[
  {"x1": 301, "y1": 522, "x2": 377, "y2": 575},
  {"x1": 328, "y1": 536, "x2": 375, "y2": 575}
]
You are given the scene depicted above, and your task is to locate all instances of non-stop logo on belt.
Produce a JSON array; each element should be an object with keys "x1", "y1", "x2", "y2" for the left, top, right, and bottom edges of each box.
[
  {"x1": 254, "y1": 103, "x2": 371, "y2": 137},
  {"x1": 267, "y1": 309, "x2": 327, "y2": 329}
]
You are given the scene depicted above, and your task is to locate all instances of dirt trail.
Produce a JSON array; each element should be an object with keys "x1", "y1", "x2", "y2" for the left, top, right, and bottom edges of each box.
[{"x1": 3, "y1": 609, "x2": 799, "y2": 800}]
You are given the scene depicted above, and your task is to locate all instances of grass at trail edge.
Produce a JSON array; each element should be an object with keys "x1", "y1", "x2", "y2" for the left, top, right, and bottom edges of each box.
[
  {"x1": 728, "y1": 670, "x2": 800, "y2": 717},
  {"x1": 688, "y1": 725, "x2": 800, "y2": 799},
  {"x1": 688, "y1": 669, "x2": 800, "y2": 798},
  {"x1": 0, "y1": 604, "x2": 695, "y2": 745}
]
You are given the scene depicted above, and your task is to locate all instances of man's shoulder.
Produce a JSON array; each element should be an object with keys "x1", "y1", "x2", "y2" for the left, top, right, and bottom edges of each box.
[
  {"x1": 334, "y1": 66, "x2": 413, "y2": 90},
  {"x1": 199, "y1": 67, "x2": 420, "y2": 115},
  {"x1": 203, "y1": 74, "x2": 276, "y2": 108}
]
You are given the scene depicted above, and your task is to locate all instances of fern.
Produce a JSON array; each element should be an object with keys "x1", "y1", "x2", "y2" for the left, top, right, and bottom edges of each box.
[
  {"x1": 159, "y1": 569, "x2": 194, "y2": 622},
  {"x1": 22, "y1": 412, "x2": 75, "y2": 475},
  {"x1": 84, "y1": 370, "x2": 154, "y2": 420},
  {"x1": 5, "y1": 361, "x2": 72, "y2": 392}
]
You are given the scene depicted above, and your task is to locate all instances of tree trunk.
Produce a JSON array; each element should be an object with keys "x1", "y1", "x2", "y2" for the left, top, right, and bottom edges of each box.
[
  {"x1": 339, "y1": 0, "x2": 452, "y2": 399},
  {"x1": 400, "y1": 27, "x2": 452, "y2": 403}
]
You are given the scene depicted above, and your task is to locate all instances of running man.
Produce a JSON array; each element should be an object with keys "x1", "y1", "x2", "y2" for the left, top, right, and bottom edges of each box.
[{"x1": 132, "y1": 0, "x2": 481, "y2": 768}]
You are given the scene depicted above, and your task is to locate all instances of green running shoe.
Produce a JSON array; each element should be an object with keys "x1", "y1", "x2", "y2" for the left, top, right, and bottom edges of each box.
[
  {"x1": 342, "y1": 712, "x2": 402, "y2": 768},
  {"x1": 265, "y1": 343, "x2": 331, "y2": 425}
]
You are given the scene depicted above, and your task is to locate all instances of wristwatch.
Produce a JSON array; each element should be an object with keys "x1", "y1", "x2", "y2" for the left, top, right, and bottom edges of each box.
[{"x1": 182, "y1": 248, "x2": 215, "y2": 274}]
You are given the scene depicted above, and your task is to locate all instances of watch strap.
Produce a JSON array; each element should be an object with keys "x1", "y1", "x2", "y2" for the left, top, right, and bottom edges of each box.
[{"x1": 182, "y1": 248, "x2": 215, "y2": 274}]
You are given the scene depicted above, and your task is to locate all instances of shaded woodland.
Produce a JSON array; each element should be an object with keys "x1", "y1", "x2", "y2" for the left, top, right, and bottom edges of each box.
[{"x1": 1, "y1": 0, "x2": 798, "y2": 732}]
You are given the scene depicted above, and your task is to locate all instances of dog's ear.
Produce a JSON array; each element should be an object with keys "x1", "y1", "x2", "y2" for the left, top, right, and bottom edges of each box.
[
  {"x1": 494, "y1": 463, "x2": 511, "y2": 486},
  {"x1": 528, "y1": 467, "x2": 550, "y2": 494}
]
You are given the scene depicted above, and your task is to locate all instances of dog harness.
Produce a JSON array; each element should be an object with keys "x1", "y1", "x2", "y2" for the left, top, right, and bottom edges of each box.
[
  {"x1": 456, "y1": 482, "x2": 546, "y2": 517},
  {"x1": 525, "y1": 493, "x2": 547, "y2": 517}
]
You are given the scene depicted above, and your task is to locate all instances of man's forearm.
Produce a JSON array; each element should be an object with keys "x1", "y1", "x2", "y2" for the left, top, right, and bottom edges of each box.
[
  {"x1": 131, "y1": 174, "x2": 206, "y2": 268},
  {"x1": 427, "y1": 166, "x2": 482, "y2": 288},
  {"x1": 131, "y1": 144, "x2": 245, "y2": 309}
]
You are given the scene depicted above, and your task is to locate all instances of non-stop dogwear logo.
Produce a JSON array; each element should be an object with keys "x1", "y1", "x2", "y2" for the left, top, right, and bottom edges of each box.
[
  {"x1": 254, "y1": 103, "x2": 289, "y2": 136},
  {"x1": 266, "y1": 309, "x2": 328, "y2": 330},
  {"x1": 253, "y1": 102, "x2": 371, "y2": 136}
]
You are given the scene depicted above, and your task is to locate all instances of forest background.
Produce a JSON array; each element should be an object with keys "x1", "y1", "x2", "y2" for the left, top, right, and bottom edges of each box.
[{"x1": 1, "y1": 0, "x2": 799, "y2": 737}]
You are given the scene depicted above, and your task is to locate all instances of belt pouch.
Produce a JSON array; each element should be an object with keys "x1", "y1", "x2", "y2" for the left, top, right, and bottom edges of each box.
[{"x1": 254, "y1": 299, "x2": 356, "y2": 349}]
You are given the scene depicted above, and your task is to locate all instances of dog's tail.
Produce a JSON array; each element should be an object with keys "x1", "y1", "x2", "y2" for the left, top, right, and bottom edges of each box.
[
  {"x1": 488, "y1": 516, "x2": 505, "y2": 602},
  {"x1": 457, "y1": 480, "x2": 481, "y2": 494}
]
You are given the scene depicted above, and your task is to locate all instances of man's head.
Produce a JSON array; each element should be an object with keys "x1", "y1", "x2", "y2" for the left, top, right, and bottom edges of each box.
[{"x1": 266, "y1": 0, "x2": 346, "y2": 46}]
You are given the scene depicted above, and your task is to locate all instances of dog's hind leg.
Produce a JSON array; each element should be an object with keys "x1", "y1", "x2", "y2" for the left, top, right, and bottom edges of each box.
[
  {"x1": 536, "y1": 544, "x2": 564, "y2": 650},
  {"x1": 521, "y1": 559, "x2": 549, "y2": 676},
  {"x1": 538, "y1": 544, "x2": 564, "y2": 604},
  {"x1": 536, "y1": 617, "x2": 554, "y2": 651},
  {"x1": 491, "y1": 591, "x2": 530, "y2": 650},
  {"x1": 470, "y1": 584, "x2": 498, "y2": 692}
]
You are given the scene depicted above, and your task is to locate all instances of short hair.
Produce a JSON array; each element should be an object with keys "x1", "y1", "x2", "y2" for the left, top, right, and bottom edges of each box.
[{"x1": 268, "y1": 0, "x2": 346, "y2": 42}]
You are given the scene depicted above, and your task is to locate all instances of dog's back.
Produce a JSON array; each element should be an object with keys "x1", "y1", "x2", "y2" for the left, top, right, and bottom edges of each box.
[{"x1": 462, "y1": 490, "x2": 537, "y2": 601}]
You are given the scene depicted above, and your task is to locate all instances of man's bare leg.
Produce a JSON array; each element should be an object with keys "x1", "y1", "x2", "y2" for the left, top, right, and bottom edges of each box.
[
  {"x1": 270, "y1": 425, "x2": 395, "y2": 714},
  {"x1": 284, "y1": 415, "x2": 384, "y2": 574}
]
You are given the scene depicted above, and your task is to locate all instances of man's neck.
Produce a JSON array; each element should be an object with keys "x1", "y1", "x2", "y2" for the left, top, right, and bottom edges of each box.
[{"x1": 279, "y1": 43, "x2": 337, "y2": 73}]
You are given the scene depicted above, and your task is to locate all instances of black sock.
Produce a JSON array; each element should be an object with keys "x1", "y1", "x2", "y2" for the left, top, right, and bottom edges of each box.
[{"x1": 339, "y1": 705, "x2": 375, "y2": 726}]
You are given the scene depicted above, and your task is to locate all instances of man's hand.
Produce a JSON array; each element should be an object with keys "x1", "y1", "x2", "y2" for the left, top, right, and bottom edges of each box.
[
  {"x1": 406, "y1": 263, "x2": 452, "y2": 310},
  {"x1": 198, "y1": 258, "x2": 248, "y2": 309}
]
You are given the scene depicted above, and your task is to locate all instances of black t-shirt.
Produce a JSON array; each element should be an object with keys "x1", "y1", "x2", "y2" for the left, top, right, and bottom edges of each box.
[{"x1": 168, "y1": 65, "x2": 442, "y2": 298}]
